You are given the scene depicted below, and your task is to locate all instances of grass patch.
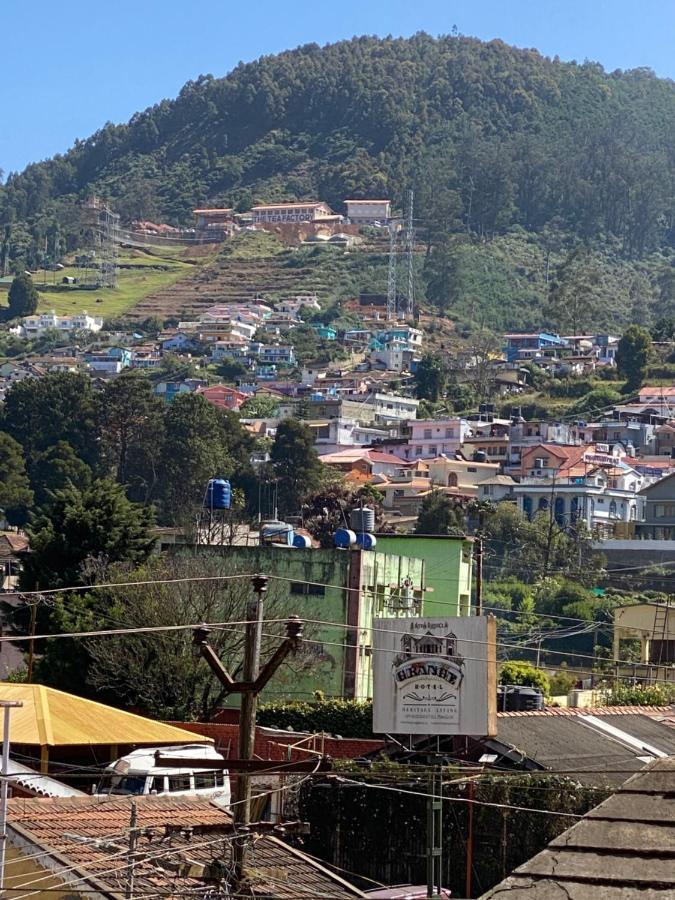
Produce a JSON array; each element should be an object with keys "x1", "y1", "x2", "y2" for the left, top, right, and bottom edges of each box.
[{"x1": 32, "y1": 245, "x2": 206, "y2": 319}]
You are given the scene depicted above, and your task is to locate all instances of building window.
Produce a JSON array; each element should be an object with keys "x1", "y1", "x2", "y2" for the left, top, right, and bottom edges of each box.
[
  {"x1": 445, "y1": 428, "x2": 454, "y2": 439},
  {"x1": 290, "y1": 582, "x2": 326, "y2": 597},
  {"x1": 429, "y1": 446, "x2": 437, "y2": 456},
  {"x1": 424, "y1": 429, "x2": 432, "y2": 439}
]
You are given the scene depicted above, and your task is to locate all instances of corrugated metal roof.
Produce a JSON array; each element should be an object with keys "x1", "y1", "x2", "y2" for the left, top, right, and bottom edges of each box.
[
  {"x1": 0, "y1": 683, "x2": 213, "y2": 748},
  {"x1": 6, "y1": 760, "x2": 85, "y2": 798}
]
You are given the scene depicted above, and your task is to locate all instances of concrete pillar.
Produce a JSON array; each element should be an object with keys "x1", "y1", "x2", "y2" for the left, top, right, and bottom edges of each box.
[{"x1": 641, "y1": 634, "x2": 651, "y2": 664}]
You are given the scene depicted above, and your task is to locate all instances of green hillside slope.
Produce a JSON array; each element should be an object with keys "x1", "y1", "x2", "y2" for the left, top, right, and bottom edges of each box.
[{"x1": 1, "y1": 33, "x2": 673, "y2": 328}]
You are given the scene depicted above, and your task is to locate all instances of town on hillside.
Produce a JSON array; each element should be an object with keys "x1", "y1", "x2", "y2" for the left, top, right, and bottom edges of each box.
[{"x1": 1, "y1": 24, "x2": 675, "y2": 900}]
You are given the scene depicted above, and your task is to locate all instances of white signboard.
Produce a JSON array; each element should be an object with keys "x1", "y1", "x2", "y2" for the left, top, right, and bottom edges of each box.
[{"x1": 372, "y1": 616, "x2": 496, "y2": 736}]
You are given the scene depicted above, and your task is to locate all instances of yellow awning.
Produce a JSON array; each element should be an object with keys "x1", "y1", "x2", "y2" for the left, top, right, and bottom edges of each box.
[{"x1": 0, "y1": 683, "x2": 213, "y2": 748}]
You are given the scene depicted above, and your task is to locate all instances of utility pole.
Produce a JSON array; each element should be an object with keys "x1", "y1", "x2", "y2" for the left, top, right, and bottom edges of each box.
[
  {"x1": 193, "y1": 576, "x2": 303, "y2": 889},
  {"x1": 426, "y1": 768, "x2": 443, "y2": 899},
  {"x1": 474, "y1": 537, "x2": 483, "y2": 616},
  {"x1": 0, "y1": 700, "x2": 23, "y2": 894},
  {"x1": 125, "y1": 799, "x2": 138, "y2": 900}
]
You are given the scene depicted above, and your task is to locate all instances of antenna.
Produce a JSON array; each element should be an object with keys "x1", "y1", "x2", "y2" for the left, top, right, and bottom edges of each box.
[
  {"x1": 404, "y1": 188, "x2": 414, "y2": 319},
  {"x1": 387, "y1": 220, "x2": 398, "y2": 321}
]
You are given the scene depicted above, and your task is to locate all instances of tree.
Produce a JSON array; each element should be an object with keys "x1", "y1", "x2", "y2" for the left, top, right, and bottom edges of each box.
[
  {"x1": 499, "y1": 660, "x2": 550, "y2": 695},
  {"x1": 239, "y1": 395, "x2": 280, "y2": 418},
  {"x1": 1, "y1": 372, "x2": 98, "y2": 467},
  {"x1": 616, "y1": 324, "x2": 651, "y2": 393},
  {"x1": 567, "y1": 387, "x2": 623, "y2": 419},
  {"x1": 423, "y1": 236, "x2": 466, "y2": 314},
  {"x1": 0, "y1": 432, "x2": 33, "y2": 526},
  {"x1": 81, "y1": 554, "x2": 299, "y2": 717},
  {"x1": 98, "y1": 371, "x2": 165, "y2": 501},
  {"x1": 30, "y1": 441, "x2": 92, "y2": 509},
  {"x1": 159, "y1": 393, "x2": 253, "y2": 525},
  {"x1": 302, "y1": 480, "x2": 385, "y2": 548},
  {"x1": 6, "y1": 274, "x2": 39, "y2": 318},
  {"x1": 270, "y1": 420, "x2": 323, "y2": 515},
  {"x1": 20, "y1": 479, "x2": 155, "y2": 590},
  {"x1": 547, "y1": 247, "x2": 602, "y2": 334},
  {"x1": 216, "y1": 360, "x2": 248, "y2": 381},
  {"x1": 414, "y1": 491, "x2": 465, "y2": 536},
  {"x1": 414, "y1": 354, "x2": 447, "y2": 402}
]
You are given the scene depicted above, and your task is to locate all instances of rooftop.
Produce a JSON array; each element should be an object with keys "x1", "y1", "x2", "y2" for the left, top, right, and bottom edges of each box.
[
  {"x1": 480, "y1": 756, "x2": 675, "y2": 898},
  {"x1": 7, "y1": 794, "x2": 366, "y2": 898},
  {"x1": 0, "y1": 683, "x2": 212, "y2": 748}
]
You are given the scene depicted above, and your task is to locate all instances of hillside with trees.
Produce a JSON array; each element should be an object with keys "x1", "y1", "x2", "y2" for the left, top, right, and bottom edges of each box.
[{"x1": 1, "y1": 33, "x2": 674, "y2": 329}]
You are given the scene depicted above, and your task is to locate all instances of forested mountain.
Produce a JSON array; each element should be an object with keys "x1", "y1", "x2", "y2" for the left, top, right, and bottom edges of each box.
[{"x1": 1, "y1": 34, "x2": 674, "y2": 327}]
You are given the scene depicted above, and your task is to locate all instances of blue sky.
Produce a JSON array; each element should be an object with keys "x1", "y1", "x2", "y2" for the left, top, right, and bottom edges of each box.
[{"x1": 2, "y1": 0, "x2": 674, "y2": 176}]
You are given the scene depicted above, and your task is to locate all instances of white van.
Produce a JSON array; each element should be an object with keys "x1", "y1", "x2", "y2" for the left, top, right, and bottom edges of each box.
[{"x1": 96, "y1": 743, "x2": 230, "y2": 804}]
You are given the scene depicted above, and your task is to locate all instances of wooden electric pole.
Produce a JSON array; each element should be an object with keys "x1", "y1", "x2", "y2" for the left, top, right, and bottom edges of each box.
[{"x1": 193, "y1": 574, "x2": 303, "y2": 889}]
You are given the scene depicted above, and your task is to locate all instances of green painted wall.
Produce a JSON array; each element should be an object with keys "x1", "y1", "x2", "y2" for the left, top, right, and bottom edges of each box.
[
  {"x1": 373, "y1": 535, "x2": 474, "y2": 618},
  {"x1": 220, "y1": 546, "x2": 425, "y2": 701}
]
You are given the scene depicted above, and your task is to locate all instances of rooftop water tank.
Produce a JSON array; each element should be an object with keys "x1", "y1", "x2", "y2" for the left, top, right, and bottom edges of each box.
[
  {"x1": 262, "y1": 521, "x2": 294, "y2": 547},
  {"x1": 350, "y1": 507, "x2": 375, "y2": 533},
  {"x1": 205, "y1": 479, "x2": 231, "y2": 510},
  {"x1": 473, "y1": 450, "x2": 487, "y2": 463},
  {"x1": 356, "y1": 532, "x2": 377, "y2": 550},
  {"x1": 334, "y1": 528, "x2": 357, "y2": 549},
  {"x1": 292, "y1": 534, "x2": 312, "y2": 549},
  {"x1": 497, "y1": 685, "x2": 544, "y2": 712}
]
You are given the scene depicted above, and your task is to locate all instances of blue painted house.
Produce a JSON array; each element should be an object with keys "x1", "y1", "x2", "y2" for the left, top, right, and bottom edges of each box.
[{"x1": 504, "y1": 332, "x2": 568, "y2": 363}]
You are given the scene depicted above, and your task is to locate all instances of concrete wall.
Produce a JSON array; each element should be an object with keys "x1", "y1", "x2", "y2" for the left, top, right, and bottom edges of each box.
[
  {"x1": 219, "y1": 546, "x2": 424, "y2": 701},
  {"x1": 373, "y1": 535, "x2": 473, "y2": 617}
]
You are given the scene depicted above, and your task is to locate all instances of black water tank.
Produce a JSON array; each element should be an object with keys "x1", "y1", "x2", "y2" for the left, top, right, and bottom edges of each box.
[{"x1": 498, "y1": 684, "x2": 545, "y2": 712}]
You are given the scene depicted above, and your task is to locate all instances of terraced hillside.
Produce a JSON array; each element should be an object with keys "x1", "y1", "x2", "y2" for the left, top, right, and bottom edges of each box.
[{"x1": 126, "y1": 230, "x2": 394, "y2": 320}]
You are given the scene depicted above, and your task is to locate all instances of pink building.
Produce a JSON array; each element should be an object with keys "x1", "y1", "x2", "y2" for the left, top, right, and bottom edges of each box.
[{"x1": 197, "y1": 384, "x2": 248, "y2": 411}]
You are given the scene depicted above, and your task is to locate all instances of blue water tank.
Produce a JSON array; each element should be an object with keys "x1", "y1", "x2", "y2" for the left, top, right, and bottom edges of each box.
[
  {"x1": 205, "y1": 479, "x2": 231, "y2": 510},
  {"x1": 356, "y1": 532, "x2": 377, "y2": 550},
  {"x1": 334, "y1": 528, "x2": 357, "y2": 549},
  {"x1": 293, "y1": 534, "x2": 312, "y2": 549}
]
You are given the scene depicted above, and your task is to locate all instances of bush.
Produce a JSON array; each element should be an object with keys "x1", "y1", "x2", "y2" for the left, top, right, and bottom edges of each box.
[
  {"x1": 499, "y1": 661, "x2": 550, "y2": 695},
  {"x1": 257, "y1": 698, "x2": 373, "y2": 737},
  {"x1": 601, "y1": 683, "x2": 675, "y2": 707},
  {"x1": 549, "y1": 667, "x2": 577, "y2": 696}
]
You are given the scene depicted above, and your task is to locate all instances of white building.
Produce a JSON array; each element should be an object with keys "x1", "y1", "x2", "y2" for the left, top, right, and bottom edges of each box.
[
  {"x1": 16, "y1": 311, "x2": 103, "y2": 337},
  {"x1": 277, "y1": 296, "x2": 321, "y2": 314},
  {"x1": 512, "y1": 462, "x2": 645, "y2": 535},
  {"x1": 373, "y1": 392, "x2": 420, "y2": 423},
  {"x1": 251, "y1": 202, "x2": 336, "y2": 224},
  {"x1": 344, "y1": 199, "x2": 391, "y2": 224},
  {"x1": 402, "y1": 418, "x2": 471, "y2": 460}
]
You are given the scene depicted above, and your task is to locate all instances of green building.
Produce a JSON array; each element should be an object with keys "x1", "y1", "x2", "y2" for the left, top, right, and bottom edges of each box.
[
  {"x1": 373, "y1": 534, "x2": 474, "y2": 617},
  {"x1": 216, "y1": 545, "x2": 426, "y2": 701}
]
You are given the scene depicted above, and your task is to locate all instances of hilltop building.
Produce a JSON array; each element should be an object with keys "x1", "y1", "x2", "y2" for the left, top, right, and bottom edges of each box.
[
  {"x1": 344, "y1": 199, "x2": 391, "y2": 224},
  {"x1": 251, "y1": 201, "x2": 337, "y2": 224}
]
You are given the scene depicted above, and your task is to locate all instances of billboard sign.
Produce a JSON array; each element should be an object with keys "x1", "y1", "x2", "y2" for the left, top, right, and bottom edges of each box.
[{"x1": 372, "y1": 616, "x2": 496, "y2": 736}]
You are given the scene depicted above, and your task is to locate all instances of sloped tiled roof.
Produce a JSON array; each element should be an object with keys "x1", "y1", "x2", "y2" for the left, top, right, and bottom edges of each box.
[
  {"x1": 480, "y1": 757, "x2": 675, "y2": 898},
  {"x1": 7, "y1": 795, "x2": 365, "y2": 898}
]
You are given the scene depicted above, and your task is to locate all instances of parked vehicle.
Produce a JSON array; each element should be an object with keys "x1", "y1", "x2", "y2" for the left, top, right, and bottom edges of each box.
[{"x1": 96, "y1": 743, "x2": 229, "y2": 803}]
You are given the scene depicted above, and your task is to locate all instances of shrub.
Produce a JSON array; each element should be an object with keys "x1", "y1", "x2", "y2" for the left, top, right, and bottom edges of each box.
[
  {"x1": 600, "y1": 683, "x2": 675, "y2": 707},
  {"x1": 499, "y1": 660, "x2": 550, "y2": 695},
  {"x1": 257, "y1": 698, "x2": 373, "y2": 738}
]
